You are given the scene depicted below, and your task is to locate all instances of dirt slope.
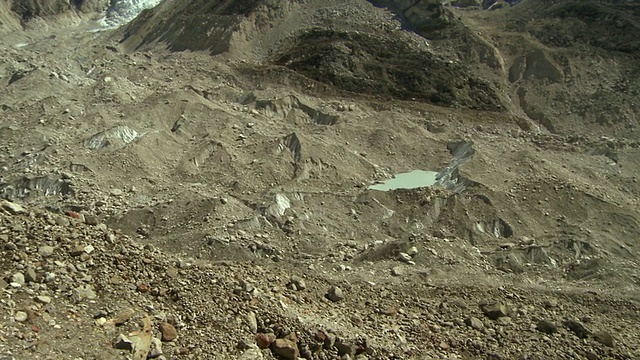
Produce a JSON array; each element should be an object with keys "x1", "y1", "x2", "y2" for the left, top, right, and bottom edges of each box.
[{"x1": 1, "y1": 0, "x2": 640, "y2": 359}]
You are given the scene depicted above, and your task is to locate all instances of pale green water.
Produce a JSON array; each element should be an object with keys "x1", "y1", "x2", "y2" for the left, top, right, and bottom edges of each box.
[{"x1": 368, "y1": 170, "x2": 438, "y2": 191}]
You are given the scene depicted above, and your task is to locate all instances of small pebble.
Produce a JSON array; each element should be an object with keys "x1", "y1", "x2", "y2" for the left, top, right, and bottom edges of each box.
[
  {"x1": 326, "y1": 286, "x2": 344, "y2": 302},
  {"x1": 15, "y1": 311, "x2": 28, "y2": 322}
]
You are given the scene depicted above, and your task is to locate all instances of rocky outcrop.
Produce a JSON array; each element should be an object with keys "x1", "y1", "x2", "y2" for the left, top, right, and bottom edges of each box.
[
  {"x1": 0, "y1": 0, "x2": 108, "y2": 32},
  {"x1": 118, "y1": 0, "x2": 505, "y2": 110},
  {"x1": 8, "y1": 0, "x2": 108, "y2": 21},
  {"x1": 514, "y1": 0, "x2": 640, "y2": 53},
  {"x1": 508, "y1": 48, "x2": 564, "y2": 84},
  {"x1": 119, "y1": 0, "x2": 268, "y2": 54},
  {"x1": 367, "y1": 0, "x2": 456, "y2": 39},
  {"x1": 366, "y1": 0, "x2": 506, "y2": 72}
]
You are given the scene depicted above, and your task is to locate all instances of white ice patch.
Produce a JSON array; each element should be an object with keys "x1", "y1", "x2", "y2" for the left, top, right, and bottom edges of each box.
[
  {"x1": 265, "y1": 194, "x2": 291, "y2": 218},
  {"x1": 98, "y1": 0, "x2": 162, "y2": 28},
  {"x1": 85, "y1": 125, "x2": 141, "y2": 150}
]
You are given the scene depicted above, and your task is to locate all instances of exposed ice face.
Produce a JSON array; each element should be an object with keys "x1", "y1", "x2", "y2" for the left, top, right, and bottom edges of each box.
[{"x1": 98, "y1": 0, "x2": 162, "y2": 28}]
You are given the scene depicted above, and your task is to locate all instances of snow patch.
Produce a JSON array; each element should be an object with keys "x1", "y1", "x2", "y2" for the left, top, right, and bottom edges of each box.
[{"x1": 98, "y1": 0, "x2": 162, "y2": 28}]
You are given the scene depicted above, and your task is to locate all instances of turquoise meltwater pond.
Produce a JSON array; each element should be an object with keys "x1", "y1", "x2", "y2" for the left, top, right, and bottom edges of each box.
[{"x1": 368, "y1": 170, "x2": 438, "y2": 191}]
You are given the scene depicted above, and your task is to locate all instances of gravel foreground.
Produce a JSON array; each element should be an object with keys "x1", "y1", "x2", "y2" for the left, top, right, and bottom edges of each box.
[{"x1": 1, "y1": 200, "x2": 638, "y2": 359}]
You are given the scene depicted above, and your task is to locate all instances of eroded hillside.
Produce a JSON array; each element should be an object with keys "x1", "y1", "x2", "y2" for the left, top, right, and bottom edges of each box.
[{"x1": 1, "y1": 1, "x2": 639, "y2": 359}]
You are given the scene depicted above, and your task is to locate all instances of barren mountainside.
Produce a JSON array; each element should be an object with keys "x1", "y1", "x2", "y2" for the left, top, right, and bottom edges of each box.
[{"x1": 0, "y1": 1, "x2": 639, "y2": 359}]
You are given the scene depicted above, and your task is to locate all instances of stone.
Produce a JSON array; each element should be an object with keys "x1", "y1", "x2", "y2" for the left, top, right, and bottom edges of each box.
[
  {"x1": 563, "y1": 319, "x2": 590, "y2": 339},
  {"x1": 498, "y1": 242, "x2": 516, "y2": 250},
  {"x1": 247, "y1": 311, "x2": 258, "y2": 333},
  {"x1": 536, "y1": 319, "x2": 557, "y2": 334},
  {"x1": 239, "y1": 344, "x2": 264, "y2": 360},
  {"x1": 73, "y1": 285, "x2": 97, "y2": 302},
  {"x1": 149, "y1": 337, "x2": 163, "y2": 358},
  {"x1": 55, "y1": 215, "x2": 70, "y2": 226},
  {"x1": 44, "y1": 272, "x2": 56, "y2": 283},
  {"x1": 314, "y1": 330, "x2": 327, "y2": 343},
  {"x1": 481, "y1": 302, "x2": 508, "y2": 320},
  {"x1": 256, "y1": 332, "x2": 276, "y2": 349},
  {"x1": 398, "y1": 252, "x2": 412, "y2": 262},
  {"x1": 543, "y1": 299, "x2": 558, "y2": 309},
  {"x1": 114, "y1": 334, "x2": 133, "y2": 350},
  {"x1": 315, "y1": 329, "x2": 339, "y2": 350},
  {"x1": 25, "y1": 267, "x2": 37, "y2": 283},
  {"x1": 585, "y1": 352, "x2": 600, "y2": 360},
  {"x1": 66, "y1": 211, "x2": 83, "y2": 221},
  {"x1": 239, "y1": 280, "x2": 255, "y2": 293},
  {"x1": 5, "y1": 242, "x2": 17, "y2": 251},
  {"x1": 70, "y1": 245, "x2": 85, "y2": 256},
  {"x1": 451, "y1": 298, "x2": 468, "y2": 309},
  {"x1": 14, "y1": 311, "x2": 28, "y2": 322},
  {"x1": 313, "y1": 329, "x2": 336, "y2": 350},
  {"x1": 1, "y1": 200, "x2": 26, "y2": 214},
  {"x1": 110, "y1": 188, "x2": 123, "y2": 196},
  {"x1": 38, "y1": 246, "x2": 55, "y2": 257},
  {"x1": 111, "y1": 308, "x2": 136, "y2": 325},
  {"x1": 326, "y1": 286, "x2": 344, "y2": 302},
  {"x1": 594, "y1": 331, "x2": 615, "y2": 347},
  {"x1": 84, "y1": 214, "x2": 99, "y2": 225},
  {"x1": 335, "y1": 339, "x2": 357, "y2": 356},
  {"x1": 271, "y1": 338, "x2": 299, "y2": 360},
  {"x1": 288, "y1": 275, "x2": 306, "y2": 291},
  {"x1": 407, "y1": 246, "x2": 419, "y2": 256},
  {"x1": 159, "y1": 322, "x2": 178, "y2": 341},
  {"x1": 391, "y1": 266, "x2": 404, "y2": 276},
  {"x1": 11, "y1": 272, "x2": 25, "y2": 287},
  {"x1": 36, "y1": 295, "x2": 52, "y2": 304},
  {"x1": 129, "y1": 317, "x2": 153, "y2": 358},
  {"x1": 380, "y1": 306, "x2": 398, "y2": 316},
  {"x1": 464, "y1": 317, "x2": 484, "y2": 330}
]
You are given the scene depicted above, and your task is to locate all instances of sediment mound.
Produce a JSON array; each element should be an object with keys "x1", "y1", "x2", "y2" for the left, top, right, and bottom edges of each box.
[{"x1": 119, "y1": 0, "x2": 505, "y2": 109}]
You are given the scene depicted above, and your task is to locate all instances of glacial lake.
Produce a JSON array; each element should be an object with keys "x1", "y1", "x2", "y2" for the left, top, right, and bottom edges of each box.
[{"x1": 368, "y1": 170, "x2": 439, "y2": 191}]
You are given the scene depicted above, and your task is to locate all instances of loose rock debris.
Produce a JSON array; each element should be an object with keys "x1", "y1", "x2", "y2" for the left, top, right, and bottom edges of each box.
[{"x1": 1, "y1": 0, "x2": 640, "y2": 359}]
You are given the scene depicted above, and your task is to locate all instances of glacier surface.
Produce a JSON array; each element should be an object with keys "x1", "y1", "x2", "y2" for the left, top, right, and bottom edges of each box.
[{"x1": 98, "y1": 0, "x2": 162, "y2": 28}]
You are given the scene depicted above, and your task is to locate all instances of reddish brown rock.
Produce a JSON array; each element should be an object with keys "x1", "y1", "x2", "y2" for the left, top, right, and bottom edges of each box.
[
  {"x1": 271, "y1": 338, "x2": 299, "y2": 360},
  {"x1": 159, "y1": 322, "x2": 178, "y2": 342},
  {"x1": 256, "y1": 332, "x2": 276, "y2": 349}
]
